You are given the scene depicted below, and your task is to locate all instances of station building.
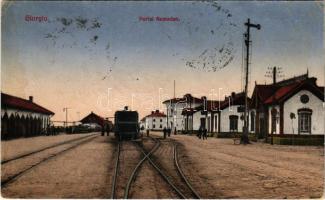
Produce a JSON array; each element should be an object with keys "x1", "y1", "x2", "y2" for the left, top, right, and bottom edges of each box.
[
  {"x1": 251, "y1": 73, "x2": 324, "y2": 138},
  {"x1": 142, "y1": 110, "x2": 166, "y2": 131},
  {"x1": 80, "y1": 111, "x2": 113, "y2": 129},
  {"x1": 162, "y1": 72, "x2": 324, "y2": 141},
  {"x1": 1, "y1": 92, "x2": 54, "y2": 140},
  {"x1": 163, "y1": 94, "x2": 203, "y2": 132}
]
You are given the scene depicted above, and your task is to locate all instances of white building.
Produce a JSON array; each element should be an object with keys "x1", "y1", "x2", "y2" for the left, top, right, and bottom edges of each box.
[
  {"x1": 163, "y1": 94, "x2": 203, "y2": 132},
  {"x1": 251, "y1": 73, "x2": 324, "y2": 137},
  {"x1": 217, "y1": 92, "x2": 254, "y2": 134},
  {"x1": 1, "y1": 93, "x2": 54, "y2": 139},
  {"x1": 142, "y1": 110, "x2": 167, "y2": 131}
]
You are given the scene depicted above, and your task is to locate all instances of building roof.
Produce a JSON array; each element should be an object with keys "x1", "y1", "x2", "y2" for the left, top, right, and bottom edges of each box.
[
  {"x1": 145, "y1": 110, "x2": 166, "y2": 118},
  {"x1": 264, "y1": 80, "x2": 324, "y2": 104},
  {"x1": 252, "y1": 73, "x2": 324, "y2": 106},
  {"x1": 163, "y1": 94, "x2": 203, "y2": 104},
  {"x1": 219, "y1": 92, "x2": 250, "y2": 110},
  {"x1": 80, "y1": 112, "x2": 112, "y2": 127},
  {"x1": 1, "y1": 92, "x2": 54, "y2": 115}
]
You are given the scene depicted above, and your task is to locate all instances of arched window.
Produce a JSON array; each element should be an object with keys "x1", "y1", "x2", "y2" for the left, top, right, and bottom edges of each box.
[
  {"x1": 229, "y1": 115, "x2": 238, "y2": 132},
  {"x1": 298, "y1": 108, "x2": 312, "y2": 134}
]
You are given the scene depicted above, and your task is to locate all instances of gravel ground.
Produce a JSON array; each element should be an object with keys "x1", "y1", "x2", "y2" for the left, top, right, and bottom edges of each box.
[
  {"x1": 1, "y1": 135, "x2": 115, "y2": 198},
  {"x1": 2, "y1": 135, "x2": 98, "y2": 183},
  {"x1": 1, "y1": 133, "x2": 98, "y2": 162},
  {"x1": 151, "y1": 132, "x2": 324, "y2": 199},
  {"x1": 2, "y1": 131, "x2": 323, "y2": 199}
]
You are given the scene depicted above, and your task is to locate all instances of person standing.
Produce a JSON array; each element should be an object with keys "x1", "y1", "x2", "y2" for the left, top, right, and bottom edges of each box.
[
  {"x1": 197, "y1": 125, "x2": 203, "y2": 139},
  {"x1": 203, "y1": 128, "x2": 208, "y2": 140}
]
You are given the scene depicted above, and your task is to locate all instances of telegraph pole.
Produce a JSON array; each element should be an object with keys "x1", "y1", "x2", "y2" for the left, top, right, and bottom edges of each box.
[
  {"x1": 242, "y1": 18, "x2": 261, "y2": 144},
  {"x1": 63, "y1": 107, "x2": 71, "y2": 129},
  {"x1": 265, "y1": 66, "x2": 284, "y2": 144}
]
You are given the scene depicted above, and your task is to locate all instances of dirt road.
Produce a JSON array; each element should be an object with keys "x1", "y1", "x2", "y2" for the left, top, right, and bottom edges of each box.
[{"x1": 151, "y1": 132, "x2": 324, "y2": 198}]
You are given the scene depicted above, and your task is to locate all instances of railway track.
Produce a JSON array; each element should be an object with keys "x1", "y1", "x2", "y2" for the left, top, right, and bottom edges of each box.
[
  {"x1": 110, "y1": 139, "x2": 159, "y2": 199},
  {"x1": 1, "y1": 133, "x2": 98, "y2": 165},
  {"x1": 146, "y1": 136, "x2": 200, "y2": 199},
  {"x1": 174, "y1": 143, "x2": 201, "y2": 199},
  {"x1": 110, "y1": 136, "x2": 201, "y2": 199},
  {"x1": 1, "y1": 134, "x2": 98, "y2": 188}
]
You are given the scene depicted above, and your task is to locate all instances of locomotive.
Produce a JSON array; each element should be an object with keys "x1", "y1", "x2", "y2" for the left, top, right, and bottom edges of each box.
[{"x1": 114, "y1": 106, "x2": 139, "y2": 140}]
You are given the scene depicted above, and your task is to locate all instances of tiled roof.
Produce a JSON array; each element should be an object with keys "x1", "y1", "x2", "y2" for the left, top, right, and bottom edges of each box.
[
  {"x1": 145, "y1": 111, "x2": 166, "y2": 118},
  {"x1": 80, "y1": 112, "x2": 112, "y2": 126},
  {"x1": 219, "y1": 92, "x2": 250, "y2": 110},
  {"x1": 264, "y1": 82, "x2": 301, "y2": 104},
  {"x1": 162, "y1": 97, "x2": 186, "y2": 104},
  {"x1": 1, "y1": 93, "x2": 54, "y2": 115},
  {"x1": 263, "y1": 80, "x2": 324, "y2": 104},
  {"x1": 163, "y1": 94, "x2": 203, "y2": 104}
]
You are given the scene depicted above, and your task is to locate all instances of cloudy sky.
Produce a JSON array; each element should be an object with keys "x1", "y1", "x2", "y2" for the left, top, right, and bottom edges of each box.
[{"x1": 1, "y1": 1, "x2": 324, "y2": 121}]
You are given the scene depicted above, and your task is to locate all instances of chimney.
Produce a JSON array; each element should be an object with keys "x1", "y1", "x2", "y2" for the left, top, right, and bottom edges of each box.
[
  {"x1": 29, "y1": 96, "x2": 33, "y2": 102},
  {"x1": 151, "y1": 111, "x2": 154, "y2": 114},
  {"x1": 124, "y1": 106, "x2": 128, "y2": 111},
  {"x1": 231, "y1": 92, "x2": 236, "y2": 98},
  {"x1": 155, "y1": 110, "x2": 159, "y2": 113}
]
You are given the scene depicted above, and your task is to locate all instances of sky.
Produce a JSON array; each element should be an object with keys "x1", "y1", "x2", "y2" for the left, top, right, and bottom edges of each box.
[{"x1": 1, "y1": 1, "x2": 324, "y2": 122}]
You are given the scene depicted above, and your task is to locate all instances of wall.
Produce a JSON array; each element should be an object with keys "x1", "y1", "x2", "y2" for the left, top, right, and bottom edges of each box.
[
  {"x1": 220, "y1": 105, "x2": 248, "y2": 133},
  {"x1": 283, "y1": 90, "x2": 324, "y2": 135},
  {"x1": 145, "y1": 116, "x2": 167, "y2": 130}
]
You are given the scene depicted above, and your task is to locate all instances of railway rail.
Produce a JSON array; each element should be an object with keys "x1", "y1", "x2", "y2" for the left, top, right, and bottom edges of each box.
[
  {"x1": 112, "y1": 136, "x2": 200, "y2": 199},
  {"x1": 174, "y1": 143, "x2": 201, "y2": 199},
  {"x1": 1, "y1": 134, "x2": 98, "y2": 188},
  {"x1": 1, "y1": 133, "x2": 97, "y2": 165}
]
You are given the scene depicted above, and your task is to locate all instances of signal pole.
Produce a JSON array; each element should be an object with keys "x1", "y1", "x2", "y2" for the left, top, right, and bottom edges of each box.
[
  {"x1": 63, "y1": 107, "x2": 71, "y2": 129},
  {"x1": 265, "y1": 66, "x2": 284, "y2": 144},
  {"x1": 242, "y1": 18, "x2": 261, "y2": 144}
]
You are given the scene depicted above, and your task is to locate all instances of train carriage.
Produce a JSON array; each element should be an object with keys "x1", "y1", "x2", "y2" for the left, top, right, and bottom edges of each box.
[{"x1": 114, "y1": 107, "x2": 139, "y2": 140}]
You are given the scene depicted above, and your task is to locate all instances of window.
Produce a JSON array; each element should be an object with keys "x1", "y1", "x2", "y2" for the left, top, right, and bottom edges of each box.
[
  {"x1": 271, "y1": 108, "x2": 277, "y2": 134},
  {"x1": 250, "y1": 111, "x2": 255, "y2": 131},
  {"x1": 153, "y1": 119, "x2": 156, "y2": 122},
  {"x1": 153, "y1": 124, "x2": 156, "y2": 129},
  {"x1": 214, "y1": 115, "x2": 218, "y2": 131},
  {"x1": 229, "y1": 115, "x2": 238, "y2": 132},
  {"x1": 160, "y1": 119, "x2": 162, "y2": 122},
  {"x1": 298, "y1": 108, "x2": 312, "y2": 134},
  {"x1": 160, "y1": 124, "x2": 162, "y2": 128}
]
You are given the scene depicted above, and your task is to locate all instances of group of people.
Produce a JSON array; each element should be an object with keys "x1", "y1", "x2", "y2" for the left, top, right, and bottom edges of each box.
[
  {"x1": 163, "y1": 127, "x2": 172, "y2": 139},
  {"x1": 197, "y1": 126, "x2": 208, "y2": 140}
]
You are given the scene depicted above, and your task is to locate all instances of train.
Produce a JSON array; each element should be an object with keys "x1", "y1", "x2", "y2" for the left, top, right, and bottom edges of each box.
[{"x1": 114, "y1": 106, "x2": 140, "y2": 140}]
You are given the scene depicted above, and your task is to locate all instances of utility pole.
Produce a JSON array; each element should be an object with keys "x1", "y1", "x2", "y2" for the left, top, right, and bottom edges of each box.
[
  {"x1": 265, "y1": 66, "x2": 284, "y2": 144},
  {"x1": 242, "y1": 18, "x2": 261, "y2": 144},
  {"x1": 173, "y1": 80, "x2": 176, "y2": 99},
  {"x1": 63, "y1": 107, "x2": 71, "y2": 130}
]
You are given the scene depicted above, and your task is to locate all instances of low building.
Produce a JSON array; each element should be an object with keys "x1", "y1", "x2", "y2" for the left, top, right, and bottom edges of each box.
[
  {"x1": 1, "y1": 93, "x2": 54, "y2": 139},
  {"x1": 181, "y1": 97, "x2": 220, "y2": 133},
  {"x1": 143, "y1": 110, "x2": 166, "y2": 130},
  {"x1": 163, "y1": 94, "x2": 203, "y2": 132},
  {"x1": 218, "y1": 92, "x2": 252, "y2": 134},
  {"x1": 251, "y1": 73, "x2": 324, "y2": 138},
  {"x1": 80, "y1": 111, "x2": 113, "y2": 130}
]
